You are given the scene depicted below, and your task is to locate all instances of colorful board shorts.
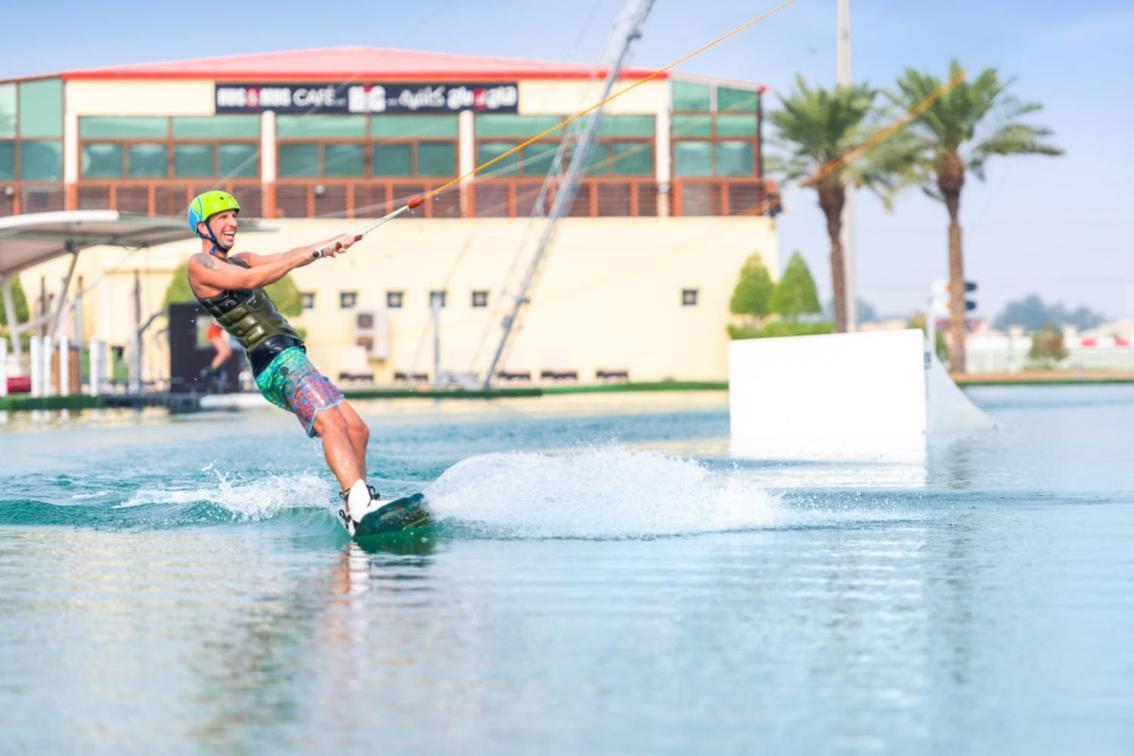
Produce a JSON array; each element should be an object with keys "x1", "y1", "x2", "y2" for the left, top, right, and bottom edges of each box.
[{"x1": 254, "y1": 347, "x2": 344, "y2": 437}]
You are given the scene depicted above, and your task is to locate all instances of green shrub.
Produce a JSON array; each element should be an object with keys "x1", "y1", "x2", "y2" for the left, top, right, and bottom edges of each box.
[
  {"x1": 770, "y1": 251, "x2": 820, "y2": 322},
  {"x1": 729, "y1": 253, "x2": 774, "y2": 318},
  {"x1": 1029, "y1": 325, "x2": 1068, "y2": 365}
]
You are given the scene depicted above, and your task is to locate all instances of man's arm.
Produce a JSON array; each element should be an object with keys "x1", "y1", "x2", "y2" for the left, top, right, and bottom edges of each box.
[{"x1": 192, "y1": 234, "x2": 358, "y2": 291}]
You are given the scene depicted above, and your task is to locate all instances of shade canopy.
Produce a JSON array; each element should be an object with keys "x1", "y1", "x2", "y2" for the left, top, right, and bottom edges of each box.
[{"x1": 0, "y1": 210, "x2": 269, "y2": 279}]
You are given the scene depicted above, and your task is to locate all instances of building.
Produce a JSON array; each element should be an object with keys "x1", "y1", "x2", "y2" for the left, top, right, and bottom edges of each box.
[{"x1": 1, "y1": 47, "x2": 780, "y2": 387}]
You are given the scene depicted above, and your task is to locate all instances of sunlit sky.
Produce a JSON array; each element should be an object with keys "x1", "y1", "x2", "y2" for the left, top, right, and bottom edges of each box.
[{"x1": 4, "y1": 0, "x2": 1131, "y2": 320}]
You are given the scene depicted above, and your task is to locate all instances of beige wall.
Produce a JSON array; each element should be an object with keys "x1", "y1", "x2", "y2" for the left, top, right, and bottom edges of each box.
[
  {"x1": 17, "y1": 217, "x2": 777, "y2": 387},
  {"x1": 65, "y1": 80, "x2": 216, "y2": 116},
  {"x1": 518, "y1": 79, "x2": 668, "y2": 115}
]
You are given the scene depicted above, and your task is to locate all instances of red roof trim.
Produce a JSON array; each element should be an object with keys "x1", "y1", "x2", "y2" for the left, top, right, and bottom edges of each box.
[
  {"x1": 62, "y1": 70, "x2": 665, "y2": 82},
  {"x1": 55, "y1": 46, "x2": 670, "y2": 84}
]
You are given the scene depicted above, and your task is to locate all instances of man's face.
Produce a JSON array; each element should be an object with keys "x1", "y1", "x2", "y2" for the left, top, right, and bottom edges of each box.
[{"x1": 199, "y1": 210, "x2": 238, "y2": 248}]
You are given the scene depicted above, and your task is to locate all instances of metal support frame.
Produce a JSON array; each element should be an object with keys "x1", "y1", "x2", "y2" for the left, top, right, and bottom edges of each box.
[
  {"x1": 483, "y1": 0, "x2": 656, "y2": 388},
  {"x1": 49, "y1": 246, "x2": 79, "y2": 338}
]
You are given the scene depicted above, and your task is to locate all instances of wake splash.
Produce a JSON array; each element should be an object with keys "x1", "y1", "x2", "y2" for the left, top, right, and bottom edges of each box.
[
  {"x1": 424, "y1": 448, "x2": 785, "y2": 539},
  {"x1": 119, "y1": 469, "x2": 333, "y2": 522}
]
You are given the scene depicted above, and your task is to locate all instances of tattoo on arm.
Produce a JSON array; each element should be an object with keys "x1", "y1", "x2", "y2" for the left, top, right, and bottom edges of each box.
[{"x1": 195, "y1": 253, "x2": 217, "y2": 270}]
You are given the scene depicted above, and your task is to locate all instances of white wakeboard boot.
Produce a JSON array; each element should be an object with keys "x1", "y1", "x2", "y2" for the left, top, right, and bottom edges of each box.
[{"x1": 340, "y1": 480, "x2": 384, "y2": 535}]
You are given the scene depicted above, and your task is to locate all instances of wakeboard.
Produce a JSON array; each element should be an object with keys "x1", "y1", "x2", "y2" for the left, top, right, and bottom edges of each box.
[{"x1": 344, "y1": 492, "x2": 433, "y2": 538}]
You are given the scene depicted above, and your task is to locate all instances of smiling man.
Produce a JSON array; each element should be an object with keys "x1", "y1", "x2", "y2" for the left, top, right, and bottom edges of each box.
[{"x1": 185, "y1": 190, "x2": 382, "y2": 533}]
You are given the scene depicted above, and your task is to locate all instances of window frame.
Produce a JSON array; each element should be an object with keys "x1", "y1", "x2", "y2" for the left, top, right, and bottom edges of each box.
[
  {"x1": 275, "y1": 115, "x2": 459, "y2": 179},
  {"x1": 78, "y1": 117, "x2": 260, "y2": 181},
  {"x1": 670, "y1": 84, "x2": 761, "y2": 178}
]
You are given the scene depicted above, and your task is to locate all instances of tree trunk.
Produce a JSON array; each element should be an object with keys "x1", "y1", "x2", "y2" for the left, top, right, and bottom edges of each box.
[
  {"x1": 938, "y1": 155, "x2": 967, "y2": 374},
  {"x1": 817, "y1": 182, "x2": 847, "y2": 333}
]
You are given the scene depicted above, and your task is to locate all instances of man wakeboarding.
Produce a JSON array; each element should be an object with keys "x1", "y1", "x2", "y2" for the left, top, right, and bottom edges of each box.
[{"x1": 185, "y1": 190, "x2": 385, "y2": 534}]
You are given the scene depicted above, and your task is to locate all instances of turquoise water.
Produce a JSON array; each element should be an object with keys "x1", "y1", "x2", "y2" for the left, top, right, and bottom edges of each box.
[{"x1": 1, "y1": 388, "x2": 1132, "y2": 754}]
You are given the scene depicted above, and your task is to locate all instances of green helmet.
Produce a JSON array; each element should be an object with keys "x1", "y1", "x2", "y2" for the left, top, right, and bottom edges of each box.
[{"x1": 188, "y1": 190, "x2": 240, "y2": 234}]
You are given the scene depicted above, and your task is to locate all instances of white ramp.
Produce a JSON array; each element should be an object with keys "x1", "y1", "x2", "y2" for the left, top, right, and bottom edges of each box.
[
  {"x1": 729, "y1": 329, "x2": 992, "y2": 461},
  {"x1": 926, "y1": 351, "x2": 996, "y2": 433}
]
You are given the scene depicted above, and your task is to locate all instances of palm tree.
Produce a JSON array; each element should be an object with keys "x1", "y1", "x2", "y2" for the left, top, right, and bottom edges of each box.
[
  {"x1": 892, "y1": 60, "x2": 1061, "y2": 372},
  {"x1": 771, "y1": 76, "x2": 914, "y2": 332}
]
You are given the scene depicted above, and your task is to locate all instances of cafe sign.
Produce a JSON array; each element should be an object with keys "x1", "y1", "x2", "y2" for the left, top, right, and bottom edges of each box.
[{"x1": 215, "y1": 82, "x2": 519, "y2": 114}]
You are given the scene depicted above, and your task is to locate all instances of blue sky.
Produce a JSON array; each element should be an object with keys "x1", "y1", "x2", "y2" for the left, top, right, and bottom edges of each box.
[{"x1": 4, "y1": 0, "x2": 1132, "y2": 321}]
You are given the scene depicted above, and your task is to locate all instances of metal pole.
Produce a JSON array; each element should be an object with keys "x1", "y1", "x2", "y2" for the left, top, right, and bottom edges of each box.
[
  {"x1": 29, "y1": 335, "x2": 42, "y2": 397},
  {"x1": 130, "y1": 270, "x2": 142, "y2": 395},
  {"x1": 0, "y1": 339, "x2": 7, "y2": 398},
  {"x1": 837, "y1": 0, "x2": 857, "y2": 331},
  {"x1": 58, "y1": 335, "x2": 70, "y2": 395},
  {"x1": 73, "y1": 275, "x2": 84, "y2": 345},
  {"x1": 483, "y1": 0, "x2": 655, "y2": 388},
  {"x1": 927, "y1": 301, "x2": 936, "y2": 365},
  {"x1": 49, "y1": 248, "x2": 79, "y2": 337},
  {"x1": 432, "y1": 293, "x2": 442, "y2": 389},
  {"x1": 42, "y1": 334, "x2": 54, "y2": 397},
  {"x1": 89, "y1": 339, "x2": 102, "y2": 396}
]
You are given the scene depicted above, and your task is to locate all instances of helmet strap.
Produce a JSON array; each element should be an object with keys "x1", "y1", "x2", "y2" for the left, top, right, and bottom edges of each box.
[{"x1": 201, "y1": 218, "x2": 233, "y2": 256}]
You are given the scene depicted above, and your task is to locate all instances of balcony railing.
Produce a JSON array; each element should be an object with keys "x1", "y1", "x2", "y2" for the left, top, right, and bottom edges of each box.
[{"x1": 0, "y1": 178, "x2": 779, "y2": 220}]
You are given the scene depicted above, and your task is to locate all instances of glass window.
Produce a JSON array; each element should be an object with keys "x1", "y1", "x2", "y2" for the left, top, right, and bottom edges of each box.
[
  {"x1": 373, "y1": 144, "x2": 412, "y2": 176},
  {"x1": 597, "y1": 115, "x2": 655, "y2": 137},
  {"x1": 471, "y1": 290, "x2": 488, "y2": 308},
  {"x1": 674, "y1": 141, "x2": 712, "y2": 176},
  {"x1": 277, "y1": 115, "x2": 366, "y2": 138},
  {"x1": 477, "y1": 142, "x2": 519, "y2": 176},
  {"x1": 0, "y1": 141, "x2": 14, "y2": 180},
  {"x1": 18, "y1": 79, "x2": 63, "y2": 138},
  {"x1": 610, "y1": 142, "x2": 652, "y2": 175},
  {"x1": 324, "y1": 144, "x2": 365, "y2": 177},
  {"x1": 429, "y1": 290, "x2": 446, "y2": 308},
  {"x1": 279, "y1": 143, "x2": 319, "y2": 177},
  {"x1": 476, "y1": 114, "x2": 564, "y2": 138},
  {"x1": 174, "y1": 144, "x2": 213, "y2": 177},
  {"x1": 0, "y1": 84, "x2": 16, "y2": 138},
  {"x1": 218, "y1": 144, "x2": 258, "y2": 177},
  {"x1": 301, "y1": 292, "x2": 315, "y2": 310},
  {"x1": 340, "y1": 291, "x2": 357, "y2": 309},
  {"x1": 682, "y1": 288, "x2": 699, "y2": 307},
  {"x1": 20, "y1": 140, "x2": 62, "y2": 180},
  {"x1": 128, "y1": 143, "x2": 168, "y2": 178},
  {"x1": 717, "y1": 141, "x2": 754, "y2": 175},
  {"x1": 82, "y1": 143, "x2": 125, "y2": 178},
  {"x1": 716, "y1": 114, "x2": 758, "y2": 137},
  {"x1": 672, "y1": 114, "x2": 713, "y2": 137},
  {"x1": 80, "y1": 116, "x2": 167, "y2": 139},
  {"x1": 418, "y1": 142, "x2": 456, "y2": 176},
  {"x1": 672, "y1": 80, "x2": 711, "y2": 111},
  {"x1": 386, "y1": 291, "x2": 403, "y2": 309},
  {"x1": 718, "y1": 86, "x2": 759, "y2": 112},
  {"x1": 172, "y1": 115, "x2": 260, "y2": 138},
  {"x1": 372, "y1": 115, "x2": 458, "y2": 138},
  {"x1": 522, "y1": 143, "x2": 556, "y2": 176},
  {"x1": 584, "y1": 143, "x2": 610, "y2": 176}
]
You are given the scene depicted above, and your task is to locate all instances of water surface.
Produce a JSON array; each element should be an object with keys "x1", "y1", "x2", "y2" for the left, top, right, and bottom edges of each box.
[{"x1": 1, "y1": 388, "x2": 1131, "y2": 754}]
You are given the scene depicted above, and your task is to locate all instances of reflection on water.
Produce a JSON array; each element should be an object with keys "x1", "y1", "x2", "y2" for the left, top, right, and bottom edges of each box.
[{"x1": 2, "y1": 387, "x2": 1134, "y2": 753}]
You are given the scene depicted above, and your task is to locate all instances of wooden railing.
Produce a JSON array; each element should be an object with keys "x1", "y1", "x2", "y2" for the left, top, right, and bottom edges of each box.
[
  {"x1": 0, "y1": 178, "x2": 779, "y2": 220},
  {"x1": 670, "y1": 178, "x2": 780, "y2": 217}
]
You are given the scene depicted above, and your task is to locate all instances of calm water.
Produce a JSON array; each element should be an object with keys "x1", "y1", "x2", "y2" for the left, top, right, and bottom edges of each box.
[{"x1": 1, "y1": 388, "x2": 1132, "y2": 755}]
